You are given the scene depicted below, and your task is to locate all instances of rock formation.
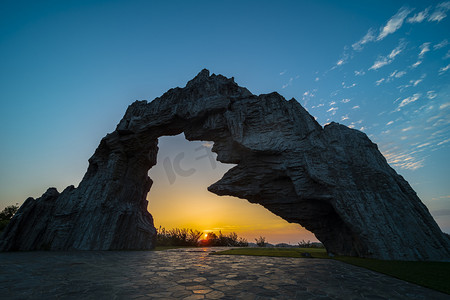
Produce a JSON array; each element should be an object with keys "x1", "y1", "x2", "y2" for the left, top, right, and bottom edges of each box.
[{"x1": 1, "y1": 69, "x2": 449, "y2": 260}]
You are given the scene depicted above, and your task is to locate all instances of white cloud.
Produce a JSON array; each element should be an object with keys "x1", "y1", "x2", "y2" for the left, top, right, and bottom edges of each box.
[
  {"x1": 394, "y1": 70, "x2": 406, "y2": 78},
  {"x1": 341, "y1": 115, "x2": 349, "y2": 121},
  {"x1": 440, "y1": 102, "x2": 450, "y2": 110},
  {"x1": 389, "y1": 41, "x2": 406, "y2": 59},
  {"x1": 439, "y1": 63, "x2": 450, "y2": 74},
  {"x1": 370, "y1": 57, "x2": 390, "y2": 70},
  {"x1": 352, "y1": 28, "x2": 376, "y2": 51},
  {"x1": 382, "y1": 150, "x2": 424, "y2": 170},
  {"x1": 417, "y1": 142, "x2": 431, "y2": 148},
  {"x1": 389, "y1": 70, "x2": 398, "y2": 78},
  {"x1": 279, "y1": 70, "x2": 287, "y2": 75},
  {"x1": 402, "y1": 126, "x2": 414, "y2": 132},
  {"x1": 411, "y1": 60, "x2": 422, "y2": 68},
  {"x1": 315, "y1": 77, "x2": 319, "y2": 81},
  {"x1": 282, "y1": 77, "x2": 293, "y2": 89},
  {"x1": 444, "y1": 50, "x2": 450, "y2": 59},
  {"x1": 377, "y1": 7, "x2": 413, "y2": 41},
  {"x1": 398, "y1": 74, "x2": 426, "y2": 90},
  {"x1": 329, "y1": 101, "x2": 336, "y2": 106},
  {"x1": 418, "y1": 42, "x2": 431, "y2": 58},
  {"x1": 434, "y1": 39, "x2": 449, "y2": 50},
  {"x1": 344, "y1": 83, "x2": 356, "y2": 89},
  {"x1": 427, "y1": 90, "x2": 437, "y2": 99},
  {"x1": 352, "y1": 105, "x2": 360, "y2": 109},
  {"x1": 381, "y1": 70, "x2": 407, "y2": 84},
  {"x1": 437, "y1": 138, "x2": 450, "y2": 146},
  {"x1": 412, "y1": 77, "x2": 424, "y2": 86},
  {"x1": 341, "y1": 98, "x2": 351, "y2": 103},
  {"x1": 398, "y1": 93, "x2": 421, "y2": 109},
  {"x1": 369, "y1": 41, "x2": 406, "y2": 70},
  {"x1": 428, "y1": 1, "x2": 450, "y2": 22},
  {"x1": 375, "y1": 78, "x2": 385, "y2": 85},
  {"x1": 354, "y1": 70, "x2": 365, "y2": 76},
  {"x1": 386, "y1": 121, "x2": 394, "y2": 125},
  {"x1": 407, "y1": 7, "x2": 430, "y2": 23},
  {"x1": 327, "y1": 106, "x2": 338, "y2": 116}
]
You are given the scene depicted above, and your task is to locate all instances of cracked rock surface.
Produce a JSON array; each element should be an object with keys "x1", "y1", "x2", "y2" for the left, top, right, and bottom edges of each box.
[{"x1": 1, "y1": 69, "x2": 449, "y2": 260}]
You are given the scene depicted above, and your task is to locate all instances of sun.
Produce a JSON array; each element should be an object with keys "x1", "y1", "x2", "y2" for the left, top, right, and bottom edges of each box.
[{"x1": 204, "y1": 233, "x2": 208, "y2": 239}]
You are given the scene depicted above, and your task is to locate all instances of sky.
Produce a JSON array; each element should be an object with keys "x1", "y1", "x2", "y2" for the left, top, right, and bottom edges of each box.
[{"x1": 0, "y1": 0, "x2": 449, "y2": 244}]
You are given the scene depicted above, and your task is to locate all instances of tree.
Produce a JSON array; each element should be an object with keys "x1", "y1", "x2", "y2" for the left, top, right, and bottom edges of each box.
[
  {"x1": 0, "y1": 204, "x2": 19, "y2": 232},
  {"x1": 0, "y1": 204, "x2": 19, "y2": 220},
  {"x1": 255, "y1": 236, "x2": 266, "y2": 247}
]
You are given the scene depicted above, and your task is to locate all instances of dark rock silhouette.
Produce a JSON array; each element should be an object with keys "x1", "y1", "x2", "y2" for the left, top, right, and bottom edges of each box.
[{"x1": 1, "y1": 69, "x2": 449, "y2": 260}]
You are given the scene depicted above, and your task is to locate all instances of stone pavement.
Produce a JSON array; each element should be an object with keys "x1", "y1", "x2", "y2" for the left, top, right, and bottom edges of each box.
[{"x1": 0, "y1": 247, "x2": 448, "y2": 299}]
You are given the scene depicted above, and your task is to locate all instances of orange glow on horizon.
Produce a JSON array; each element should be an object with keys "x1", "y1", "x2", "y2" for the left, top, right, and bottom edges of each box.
[{"x1": 147, "y1": 134, "x2": 319, "y2": 245}]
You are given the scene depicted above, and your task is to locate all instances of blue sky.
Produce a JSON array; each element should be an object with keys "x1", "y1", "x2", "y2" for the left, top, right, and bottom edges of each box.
[{"x1": 0, "y1": 0, "x2": 449, "y2": 240}]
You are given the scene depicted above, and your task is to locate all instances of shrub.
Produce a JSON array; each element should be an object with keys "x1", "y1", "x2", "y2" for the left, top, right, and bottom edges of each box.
[
  {"x1": 156, "y1": 227, "x2": 203, "y2": 247},
  {"x1": 200, "y1": 231, "x2": 249, "y2": 247},
  {"x1": 0, "y1": 204, "x2": 19, "y2": 233},
  {"x1": 298, "y1": 239, "x2": 324, "y2": 248},
  {"x1": 298, "y1": 239, "x2": 312, "y2": 248},
  {"x1": 255, "y1": 236, "x2": 266, "y2": 247},
  {"x1": 156, "y1": 227, "x2": 248, "y2": 247}
]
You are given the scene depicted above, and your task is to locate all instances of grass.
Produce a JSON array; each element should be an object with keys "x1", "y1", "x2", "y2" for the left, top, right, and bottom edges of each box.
[
  {"x1": 154, "y1": 246, "x2": 195, "y2": 251},
  {"x1": 211, "y1": 247, "x2": 329, "y2": 259},
  {"x1": 334, "y1": 256, "x2": 450, "y2": 295},
  {"x1": 213, "y1": 247, "x2": 450, "y2": 295}
]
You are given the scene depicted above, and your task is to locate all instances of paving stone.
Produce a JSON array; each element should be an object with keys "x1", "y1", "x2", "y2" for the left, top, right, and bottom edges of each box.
[
  {"x1": 205, "y1": 290, "x2": 225, "y2": 299},
  {"x1": 0, "y1": 248, "x2": 448, "y2": 299},
  {"x1": 183, "y1": 295, "x2": 205, "y2": 300},
  {"x1": 192, "y1": 289, "x2": 212, "y2": 294}
]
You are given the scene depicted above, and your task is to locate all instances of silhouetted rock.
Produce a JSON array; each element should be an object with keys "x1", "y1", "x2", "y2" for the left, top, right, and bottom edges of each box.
[{"x1": 1, "y1": 69, "x2": 449, "y2": 260}]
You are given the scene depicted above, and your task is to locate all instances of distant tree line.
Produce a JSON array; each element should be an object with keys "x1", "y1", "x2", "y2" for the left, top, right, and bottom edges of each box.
[
  {"x1": 199, "y1": 231, "x2": 248, "y2": 247},
  {"x1": 156, "y1": 227, "x2": 248, "y2": 247},
  {"x1": 0, "y1": 204, "x2": 19, "y2": 232}
]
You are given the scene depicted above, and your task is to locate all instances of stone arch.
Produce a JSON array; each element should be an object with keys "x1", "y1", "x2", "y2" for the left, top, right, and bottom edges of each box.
[{"x1": 1, "y1": 69, "x2": 449, "y2": 261}]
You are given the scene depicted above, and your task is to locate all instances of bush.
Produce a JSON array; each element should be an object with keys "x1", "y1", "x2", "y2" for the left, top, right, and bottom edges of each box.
[
  {"x1": 298, "y1": 239, "x2": 324, "y2": 248},
  {"x1": 156, "y1": 227, "x2": 203, "y2": 247},
  {"x1": 255, "y1": 236, "x2": 266, "y2": 247},
  {"x1": 156, "y1": 227, "x2": 248, "y2": 247},
  {"x1": 0, "y1": 204, "x2": 19, "y2": 233},
  {"x1": 0, "y1": 204, "x2": 19, "y2": 221},
  {"x1": 200, "y1": 231, "x2": 248, "y2": 247},
  {"x1": 298, "y1": 239, "x2": 312, "y2": 248}
]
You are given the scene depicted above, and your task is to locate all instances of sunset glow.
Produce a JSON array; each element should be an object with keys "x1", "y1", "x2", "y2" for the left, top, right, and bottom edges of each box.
[{"x1": 148, "y1": 134, "x2": 318, "y2": 244}]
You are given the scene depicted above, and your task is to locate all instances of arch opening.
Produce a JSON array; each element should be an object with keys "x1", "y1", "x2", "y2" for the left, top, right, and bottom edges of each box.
[{"x1": 147, "y1": 133, "x2": 318, "y2": 245}]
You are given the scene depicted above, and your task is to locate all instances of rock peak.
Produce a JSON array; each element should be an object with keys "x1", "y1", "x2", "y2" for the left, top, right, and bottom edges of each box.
[{"x1": 186, "y1": 69, "x2": 210, "y2": 87}]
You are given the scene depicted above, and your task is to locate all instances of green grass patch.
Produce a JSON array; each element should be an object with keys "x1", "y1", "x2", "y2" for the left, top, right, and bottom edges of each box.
[
  {"x1": 213, "y1": 248, "x2": 450, "y2": 295},
  {"x1": 334, "y1": 256, "x2": 450, "y2": 295},
  {"x1": 211, "y1": 247, "x2": 329, "y2": 259},
  {"x1": 153, "y1": 246, "x2": 195, "y2": 251}
]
